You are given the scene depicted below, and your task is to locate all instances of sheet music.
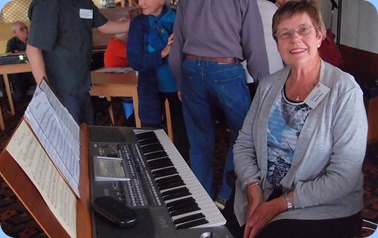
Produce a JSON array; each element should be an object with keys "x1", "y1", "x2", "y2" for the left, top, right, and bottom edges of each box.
[
  {"x1": 6, "y1": 120, "x2": 77, "y2": 238},
  {"x1": 24, "y1": 83, "x2": 81, "y2": 197},
  {"x1": 39, "y1": 81, "x2": 80, "y2": 145}
]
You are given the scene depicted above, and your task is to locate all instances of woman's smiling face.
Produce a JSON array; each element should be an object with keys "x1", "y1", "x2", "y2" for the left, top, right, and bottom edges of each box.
[{"x1": 276, "y1": 13, "x2": 323, "y2": 68}]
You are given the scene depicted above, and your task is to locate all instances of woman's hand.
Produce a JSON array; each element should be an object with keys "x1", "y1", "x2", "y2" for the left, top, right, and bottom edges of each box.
[
  {"x1": 243, "y1": 185, "x2": 263, "y2": 238},
  {"x1": 244, "y1": 200, "x2": 282, "y2": 238},
  {"x1": 167, "y1": 33, "x2": 174, "y2": 47},
  {"x1": 244, "y1": 192, "x2": 289, "y2": 238}
]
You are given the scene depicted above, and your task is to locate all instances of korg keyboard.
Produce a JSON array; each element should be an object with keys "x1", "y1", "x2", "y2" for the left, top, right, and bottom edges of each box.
[{"x1": 88, "y1": 126, "x2": 232, "y2": 238}]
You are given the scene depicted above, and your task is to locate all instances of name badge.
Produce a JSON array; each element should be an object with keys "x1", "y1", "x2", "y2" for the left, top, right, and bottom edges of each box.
[
  {"x1": 80, "y1": 9, "x2": 93, "y2": 19},
  {"x1": 304, "y1": 82, "x2": 330, "y2": 109}
]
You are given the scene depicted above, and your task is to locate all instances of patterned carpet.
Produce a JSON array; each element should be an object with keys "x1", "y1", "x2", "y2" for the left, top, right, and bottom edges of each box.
[{"x1": 0, "y1": 96, "x2": 377, "y2": 237}]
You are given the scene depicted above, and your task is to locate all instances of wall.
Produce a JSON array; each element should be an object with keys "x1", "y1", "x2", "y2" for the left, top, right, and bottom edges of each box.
[
  {"x1": 316, "y1": 0, "x2": 378, "y2": 84},
  {"x1": 340, "y1": 0, "x2": 378, "y2": 53},
  {"x1": 319, "y1": 0, "x2": 378, "y2": 54}
]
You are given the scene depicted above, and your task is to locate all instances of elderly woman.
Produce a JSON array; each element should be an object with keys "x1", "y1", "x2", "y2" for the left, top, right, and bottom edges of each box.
[{"x1": 233, "y1": 0, "x2": 367, "y2": 237}]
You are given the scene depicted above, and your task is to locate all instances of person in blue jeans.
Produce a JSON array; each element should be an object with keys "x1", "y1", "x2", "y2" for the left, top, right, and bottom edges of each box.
[{"x1": 169, "y1": 0, "x2": 272, "y2": 209}]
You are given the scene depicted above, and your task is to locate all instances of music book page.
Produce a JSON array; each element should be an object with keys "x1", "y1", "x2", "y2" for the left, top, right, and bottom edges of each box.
[
  {"x1": 38, "y1": 81, "x2": 80, "y2": 143},
  {"x1": 6, "y1": 120, "x2": 77, "y2": 238},
  {"x1": 24, "y1": 89, "x2": 81, "y2": 197}
]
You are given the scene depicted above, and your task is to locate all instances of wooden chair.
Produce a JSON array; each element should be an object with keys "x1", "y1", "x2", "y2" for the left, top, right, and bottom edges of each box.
[{"x1": 165, "y1": 99, "x2": 173, "y2": 141}]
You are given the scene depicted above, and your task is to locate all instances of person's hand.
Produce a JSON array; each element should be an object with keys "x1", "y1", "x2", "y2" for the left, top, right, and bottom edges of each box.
[
  {"x1": 167, "y1": 33, "x2": 174, "y2": 47},
  {"x1": 161, "y1": 34, "x2": 174, "y2": 58},
  {"x1": 244, "y1": 192, "x2": 290, "y2": 238},
  {"x1": 243, "y1": 186, "x2": 264, "y2": 238},
  {"x1": 244, "y1": 200, "x2": 281, "y2": 238}
]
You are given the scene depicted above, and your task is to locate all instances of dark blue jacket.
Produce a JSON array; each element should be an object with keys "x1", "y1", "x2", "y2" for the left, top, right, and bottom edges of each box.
[{"x1": 127, "y1": 6, "x2": 176, "y2": 125}]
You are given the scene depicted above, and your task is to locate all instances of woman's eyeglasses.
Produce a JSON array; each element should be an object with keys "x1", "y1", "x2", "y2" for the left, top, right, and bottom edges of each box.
[{"x1": 275, "y1": 24, "x2": 314, "y2": 39}]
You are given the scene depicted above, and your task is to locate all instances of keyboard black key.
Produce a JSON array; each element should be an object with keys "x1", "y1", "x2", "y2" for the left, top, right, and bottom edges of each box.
[
  {"x1": 141, "y1": 143, "x2": 164, "y2": 152},
  {"x1": 144, "y1": 151, "x2": 168, "y2": 160},
  {"x1": 176, "y1": 218, "x2": 209, "y2": 229},
  {"x1": 166, "y1": 197, "x2": 196, "y2": 208},
  {"x1": 148, "y1": 158, "x2": 173, "y2": 169},
  {"x1": 158, "y1": 180, "x2": 185, "y2": 190},
  {"x1": 152, "y1": 167, "x2": 177, "y2": 177},
  {"x1": 136, "y1": 131, "x2": 156, "y2": 140},
  {"x1": 170, "y1": 204, "x2": 201, "y2": 217},
  {"x1": 161, "y1": 187, "x2": 189, "y2": 197},
  {"x1": 163, "y1": 189, "x2": 191, "y2": 201},
  {"x1": 173, "y1": 213, "x2": 205, "y2": 225},
  {"x1": 139, "y1": 138, "x2": 159, "y2": 146},
  {"x1": 168, "y1": 200, "x2": 198, "y2": 213},
  {"x1": 156, "y1": 175, "x2": 182, "y2": 185}
]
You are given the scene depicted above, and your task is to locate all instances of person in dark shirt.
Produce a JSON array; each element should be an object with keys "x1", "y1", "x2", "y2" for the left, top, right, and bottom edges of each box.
[
  {"x1": 26, "y1": 0, "x2": 129, "y2": 125},
  {"x1": 5, "y1": 21, "x2": 35, "y2": 102}
]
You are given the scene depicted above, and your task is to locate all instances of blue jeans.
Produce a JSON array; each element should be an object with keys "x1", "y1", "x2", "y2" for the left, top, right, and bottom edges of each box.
[
  {"x1": 57, "y1": 91, "x2": 94, "y2": 125},
  {"x1": 181, "y1": 59, "x2": 251, "y2": 200}
]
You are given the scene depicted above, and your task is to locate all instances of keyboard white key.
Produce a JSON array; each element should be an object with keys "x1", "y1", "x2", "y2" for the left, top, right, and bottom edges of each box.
[{"x1": 153, "y1": 129, "x2": 226, "y2": 228}]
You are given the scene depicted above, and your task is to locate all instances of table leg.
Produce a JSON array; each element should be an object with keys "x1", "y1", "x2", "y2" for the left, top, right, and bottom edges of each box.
[{"x1": 3, "y1": 74, "x2": 15, "y2": 115}]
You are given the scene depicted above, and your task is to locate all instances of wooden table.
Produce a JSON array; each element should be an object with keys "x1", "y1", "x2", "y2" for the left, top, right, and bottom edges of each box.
[
  {"x1": 90, "y1": 70, "x2": 141, "y2": 127},
  {"x1": 0, "y1": 64, "x2": 141, "y2": 129},
  {"x1": 0, "y1": 62, "x2": 32, "y2": 130},
  {"x1": 0, "y1": 62, "x2": 32, "y2": 116}
]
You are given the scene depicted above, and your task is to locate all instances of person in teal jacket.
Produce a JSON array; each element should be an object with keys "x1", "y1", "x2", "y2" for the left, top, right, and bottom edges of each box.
[{"x1": 127, "y1": 0, "x2": 189, "y2": 161}]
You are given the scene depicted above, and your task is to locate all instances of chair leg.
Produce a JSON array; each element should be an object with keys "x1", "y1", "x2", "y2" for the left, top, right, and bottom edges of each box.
[
  {"x1": 165, "y1": 99, "x2": 173, "y2": 141},
  {"x1": 106, "y1": 96, "x2": 115, "y2": 126}
]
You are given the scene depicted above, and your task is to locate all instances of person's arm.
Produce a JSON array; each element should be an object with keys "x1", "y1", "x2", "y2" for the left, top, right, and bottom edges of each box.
[
  {"x1": 97, "y1": 20, "x2": 130, "y2": 35},
  {"x1": 168, "y1": 2, "x2": 184, "y2": 91},
  {"x1": 127, "y1": 17, "x2": 165, "y2": 72},
  {"x1": 25, "y1": 44, "x2": 47, "y2": 85},
  {"x1": 5, "y1": 38, "x2": 15, "y2": 53},
  {"x1": 233, "y1": 83, "x2": 263, "y2": 186},
  {"x1": 241, "y1": 0, "x2": 270, "y2": 83}
]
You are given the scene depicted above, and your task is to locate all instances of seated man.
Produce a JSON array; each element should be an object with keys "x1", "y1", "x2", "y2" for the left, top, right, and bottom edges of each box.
[{"x1": 5, "y1": 21, "x2": 35, "y2": 102}]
